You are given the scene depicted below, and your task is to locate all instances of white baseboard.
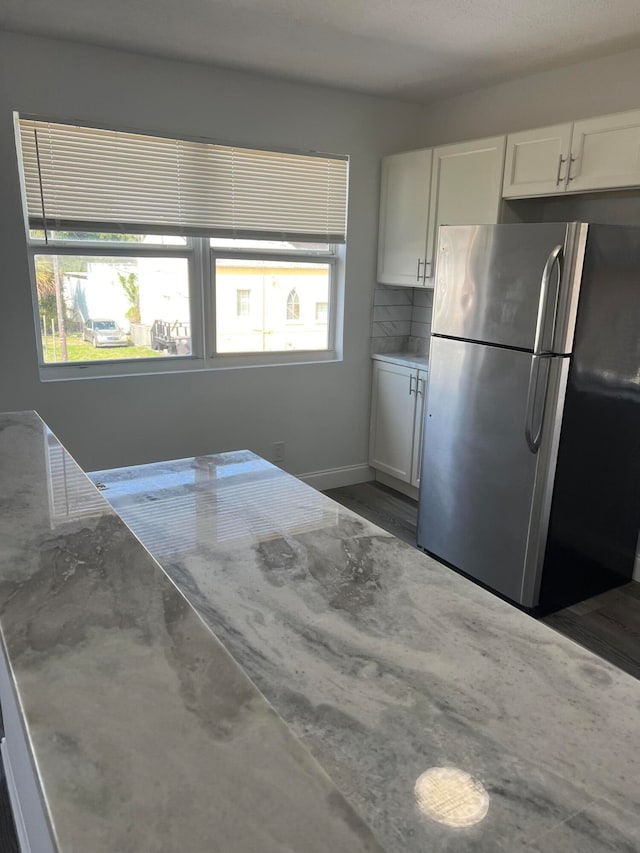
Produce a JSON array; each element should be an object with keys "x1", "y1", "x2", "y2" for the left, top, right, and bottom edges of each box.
[{"x1": 297, "y1": 463, "x2": 373, "y2": 491}]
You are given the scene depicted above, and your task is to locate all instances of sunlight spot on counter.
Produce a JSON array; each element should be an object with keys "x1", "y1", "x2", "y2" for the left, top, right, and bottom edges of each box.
[{"x1": 414, "y1": 767, "x2": 489, "y2": 827}]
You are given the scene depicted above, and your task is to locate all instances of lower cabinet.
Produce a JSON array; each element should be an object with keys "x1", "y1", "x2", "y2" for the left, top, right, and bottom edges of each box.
[{"x1": 369, "y1": 360, "x2": 428, "y2": 488}]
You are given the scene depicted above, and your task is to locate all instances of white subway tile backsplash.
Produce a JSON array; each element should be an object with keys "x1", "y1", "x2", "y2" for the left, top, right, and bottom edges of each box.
[
  {"x1": 410, "y1": 321, "x2": 431, "y2": 339},
  {"x1": 371, "y1": 335, "x2": 409, "y2": 354},
  {"x1": 411, "y1": 305, "x2": 431, "y2": 325},
  {"x1": 413, "y1": 288, "x2": 434, "y2": 308},
  {"x1": 373, "y1": 305, "x2": 413, "y2": 323},
  {"x1": 407, "y1": 335, "x2": 430, "y2": 356},
  {"x1": 370, "y1": 284, "x2": 433, "y2": 348},
  {"x1": 373, "y1": 320, "x2": 412, "y2": 337},
  {"x1": 373, "y1": 286, "x2": 413, "y2": 307}
]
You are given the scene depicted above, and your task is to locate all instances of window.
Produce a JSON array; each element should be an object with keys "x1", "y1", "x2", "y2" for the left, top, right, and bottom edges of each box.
[
  {"x1": 16, "y1": 116, "x2": 348, "y2": 377},
  {"x1": 315, "y1": 302, "x2": 328, "y2": 323},
  {"x1": 215, "y1": 258, "x2": 331, "y2": 353},
  {"x1": 35, "y1": 250, "x2": 191, "y2": 363},
  {"x1": 236, "y1": 290, "x2": 251, "y2": 317},
  {"x1": 286, "y1": 288, "x2": 301, "y2": 321}
]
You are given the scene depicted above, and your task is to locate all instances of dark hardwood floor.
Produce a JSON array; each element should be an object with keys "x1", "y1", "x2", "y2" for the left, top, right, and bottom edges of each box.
[{"x1": 324, "y1": 481, "x2": 640, "y2": 680}]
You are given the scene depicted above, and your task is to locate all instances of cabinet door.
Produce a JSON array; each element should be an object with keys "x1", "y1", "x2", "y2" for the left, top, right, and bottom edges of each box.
[
  {"x1": 426, "y1": 136, "x2": 506, "y2": 283},
  {"x1": 502, "y1": 124, "x2": 572, "y2": 198},
  {"x1": 369, "y1": 362, "x2": 417, "y2": 483},
  {"x1": 568, "y1": 110, "x2": 640, "y2": 192},
  {"x1": 377, "y1": 149, "x2": 432, "y2": 287},
  {"x1": 410, "y1": 369, "x2": 428, "y2": 487}
]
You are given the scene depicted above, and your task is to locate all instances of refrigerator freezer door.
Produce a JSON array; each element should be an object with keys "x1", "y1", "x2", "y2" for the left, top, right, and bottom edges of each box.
[
  {"x1": 417, "y1": 336, "x2": 560, "y2": 605},
  {"x1": 432, "y1": 223, "x2": 572, "y2": 351}
]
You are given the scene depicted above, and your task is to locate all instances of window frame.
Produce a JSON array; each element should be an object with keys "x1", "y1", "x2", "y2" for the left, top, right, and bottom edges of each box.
[
  {"x1": 25, "y1": 235, "x2": 340, "y2": 379},
  {"x1": 209, "y1": 246, "x2": 337, "y2": 363},
  {"x1": 16, "y1": 113, "x2": 346, "y2": 381}
]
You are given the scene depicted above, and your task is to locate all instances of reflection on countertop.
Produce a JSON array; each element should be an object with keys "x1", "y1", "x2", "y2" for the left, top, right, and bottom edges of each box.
[{"x1": 92, "y1": 449, "x2": 640, "y2": 853}]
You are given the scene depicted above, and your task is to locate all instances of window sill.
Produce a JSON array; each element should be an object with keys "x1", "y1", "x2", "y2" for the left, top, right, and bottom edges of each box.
[{"x1": 38, "y1": 350, "x2": 340, "y2": 381}]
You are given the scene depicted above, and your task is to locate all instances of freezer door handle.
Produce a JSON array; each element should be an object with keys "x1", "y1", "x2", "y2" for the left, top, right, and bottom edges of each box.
[
  {"x1": 525, "y1": 244, "x2": 563, "y2": 453},
  {"x1": 533, "y1": 244, "x2": 563, "y2": 356},
  {"x1": 524, "y1": 353, "x2": 553, "y2": 453}
]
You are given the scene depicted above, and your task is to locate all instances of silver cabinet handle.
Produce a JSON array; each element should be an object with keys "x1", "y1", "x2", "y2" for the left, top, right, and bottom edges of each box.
[
  {"x1": 567, "y1": 155, "x2": 578, "y2": 183},
  {"x1": 416, "y1": 258, "x2": 423, "y2": 281},
  {"x1": 409, "y1": 374, "x2": 416, "y2": 395},
  {"x1": 416, "y1": 377, "x2": 425, "y2": 396},
  {"x1": 555, "y1": 154, "x2": 566, "y2": 186}
]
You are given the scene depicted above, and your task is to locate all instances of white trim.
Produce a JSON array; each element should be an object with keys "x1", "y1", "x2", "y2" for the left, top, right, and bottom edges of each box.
[
  {"x1": 297, "y1": 463, "x2": 373, "y2": 491},
  {"x1": 0, "y1": 640, "x2": 56, "y2": 853},
  {"x1": 1, "y1": 738, "x2": 30, "y2": 853},
  {"x1": 374, "y1": 470, "x2": 419, "y2": 501}
]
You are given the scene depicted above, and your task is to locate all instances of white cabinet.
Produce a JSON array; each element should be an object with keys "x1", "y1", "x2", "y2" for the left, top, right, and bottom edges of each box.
[
  {"x1": 503, "y1": 109, "x2": 640, "y2": 198},
  {"x1": 568, "y1": 110, "x2": 640, "y2": 192},
  {"x1": 425, "y1": 136, "x2": 506, "y2": 284},
  {"x1": 369, "y1": 360, "x2": 427, "y2": 487},
  {"x1": 377, "y1": 136, "x2": 505, "y2": 288},
  {"x1": 502, "y1": 124, "x2": 573, "y2": 198},
  {"x1": 377, "y1": 149, "x2": 432, "y2": 287}
]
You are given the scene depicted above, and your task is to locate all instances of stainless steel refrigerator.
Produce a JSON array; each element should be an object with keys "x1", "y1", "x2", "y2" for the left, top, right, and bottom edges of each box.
[{"x1": 417, "y1": 222, "x2": 640, "y2": 611}]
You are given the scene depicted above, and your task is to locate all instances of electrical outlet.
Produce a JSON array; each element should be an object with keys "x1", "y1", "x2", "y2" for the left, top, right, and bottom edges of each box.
[{"x1": 271, "y1": 441, "x2": 285, "y2": 463}]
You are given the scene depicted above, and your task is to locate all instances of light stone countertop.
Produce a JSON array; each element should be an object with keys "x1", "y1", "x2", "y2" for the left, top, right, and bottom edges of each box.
[
  {"x1": 372, "y1": 351, "x2": 429, "y2": 370},
  {"x1": 91, "y1": 449, "x2": 640, "y2": 853},
  {"x1": 0, "y1": 412, "x2": 383, "y2": 853}
]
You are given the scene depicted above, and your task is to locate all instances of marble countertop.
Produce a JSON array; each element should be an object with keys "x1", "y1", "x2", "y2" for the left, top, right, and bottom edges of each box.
[
  {"x1": 372, "y1": 351, "x2": 429, "y2": 370},
  {"x1": 0, "y1": 412, "x2": 383, "y2": 853},
  {"x1": 91, "y1": 451, "x2": 640, "y2": 853}
]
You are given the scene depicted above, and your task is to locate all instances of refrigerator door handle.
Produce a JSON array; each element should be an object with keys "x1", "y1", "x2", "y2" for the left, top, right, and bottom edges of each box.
[
  {"x1": 524, "y1": 353, "x2": 553, "y2": 453},
  {"x1": 533, "y1": 244, "x2": 563, "y2": 356},
  {"x1": 525, "y1": 244, "x2": 563, "y2": 453}
]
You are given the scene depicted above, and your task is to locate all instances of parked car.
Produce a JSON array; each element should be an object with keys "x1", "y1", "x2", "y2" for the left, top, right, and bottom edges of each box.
[{"x1": 82, "y1": 319, "x2": 129, "y2": 347}]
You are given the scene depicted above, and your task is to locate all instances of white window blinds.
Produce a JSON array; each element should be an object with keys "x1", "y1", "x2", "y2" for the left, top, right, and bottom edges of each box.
[{"x1": 18, "y1": 119, "x2": 348, "y2": 243}]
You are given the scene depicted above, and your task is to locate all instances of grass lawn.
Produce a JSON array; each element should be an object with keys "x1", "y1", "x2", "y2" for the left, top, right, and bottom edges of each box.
[{"x1": 41, "y1": 333, "x2": 162, "y2": 363}]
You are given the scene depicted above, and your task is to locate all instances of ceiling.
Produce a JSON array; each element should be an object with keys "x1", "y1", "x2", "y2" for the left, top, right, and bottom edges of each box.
[{"x1": 2, "y1": 0, "x2": 640, "y2": 102}]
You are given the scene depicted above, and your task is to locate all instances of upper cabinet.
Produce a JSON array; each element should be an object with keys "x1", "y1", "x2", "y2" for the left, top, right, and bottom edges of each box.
[
  {"x1": 425, "y1": 136, "x2": 506, "y2": 284},
  {"x1": 568, "y1": 111, "x2": 640, "y2": 193},
  {"x1": 377, "y1": 136, "x2": 505, "y2": 288},
  {"x1": 503, "y1": 109, "x2": 640, "y2": 198},
  {"x1": 502, "y1": 124, "x2": 573, "y2": 198},
  {"x1": 377, "y1": 149, "x2": 432, "y2": 287},
  {"x1": 379, "y1": 108, "x2": 640, "y2": 287}
]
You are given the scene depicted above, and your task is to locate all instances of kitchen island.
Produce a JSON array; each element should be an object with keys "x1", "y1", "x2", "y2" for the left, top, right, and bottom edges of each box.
[
  {"x1": 0, "y1": 412, "x2": 382, "y2": 853},
  {"x1": 91, "y1": 449, "x2": 640, "y2": 852}
]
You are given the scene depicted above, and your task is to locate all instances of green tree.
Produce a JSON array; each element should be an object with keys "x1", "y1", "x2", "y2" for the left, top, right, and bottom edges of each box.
[
  {"x1": 119, "y1": 271, "x2": 141, "y2": 325},
  {"x1": 35, "y1": 256, "x2": 58, "y2": 325},
  {"x1": 32, "y1": 230, "x2": 142, "y2": 276}
]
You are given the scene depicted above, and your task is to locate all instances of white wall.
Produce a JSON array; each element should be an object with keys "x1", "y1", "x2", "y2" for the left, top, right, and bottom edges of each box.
[
  {"x1": 0, "y1": 31, "x2": 421, "y2": 475},
  {"x1": 419, "y1": 46, "x2": 640, "y2": 146}
]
